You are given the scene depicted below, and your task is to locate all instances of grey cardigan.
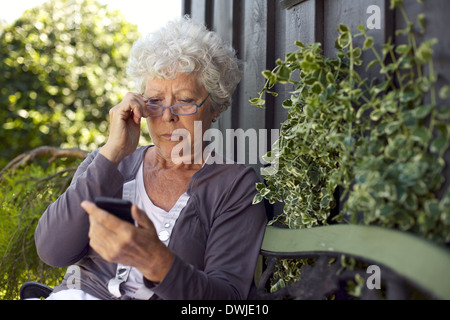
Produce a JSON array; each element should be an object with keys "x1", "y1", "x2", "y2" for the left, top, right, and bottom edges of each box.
[{"x1": 35, "y1": 146, "x2": 267, "y2": 300}]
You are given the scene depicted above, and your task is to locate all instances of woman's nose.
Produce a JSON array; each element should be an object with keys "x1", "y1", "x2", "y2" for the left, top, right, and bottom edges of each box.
[{"x1": 161, "y1": 107, "x2": 177, "y2": 122}]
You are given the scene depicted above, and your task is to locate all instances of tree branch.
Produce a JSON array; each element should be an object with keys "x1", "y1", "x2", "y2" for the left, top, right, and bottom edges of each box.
[{"x1": 0, "y1": 146, "x2": 88, "y2": 176}]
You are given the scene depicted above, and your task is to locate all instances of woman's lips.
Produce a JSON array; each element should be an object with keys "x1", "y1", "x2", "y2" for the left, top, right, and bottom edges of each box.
[{"x1": 162, "y1": 133, "x2": 185, "y2": 140}]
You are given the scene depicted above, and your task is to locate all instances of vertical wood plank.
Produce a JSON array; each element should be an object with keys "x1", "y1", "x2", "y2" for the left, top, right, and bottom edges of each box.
[
  {"x1": 188, "y1": 0, "x2": 206, "y2": 25},
  {"x1": 264, "y1": 1, "x2": 286, "y2": 219},
  {"x1": 231, "y1": 0, "x2": 243, "y2": 131},
  {"x1": 280, "y1": 0, "x2": 324, "y2": 127},
  {"x1": 276, "y1": 0, "x2": 325, "y2": 132},
  {"x1": 270, "y1": 2, "x2": 289, "y2": 133},
  {"x1": 212, "y1": 0, "x2": 233, "y2": 44},
  {"x1": 188, "y1": 0, "x2": 213, "y2": 28},
  {"x1": 232, "y1": 0, "x2": 270, "y2": 173},
  {"x1": 182, "y1": 0, "x2": 191, "y2": 16},
  {"x1": 285, "y1": 0, "x2": 323, "y2": 53},
  {"x1": 211, "y1": 0, "x2": 234, "y2": 132},
  {"x1": 324, "y1": 0, "x2": 390, "y2": 80}
]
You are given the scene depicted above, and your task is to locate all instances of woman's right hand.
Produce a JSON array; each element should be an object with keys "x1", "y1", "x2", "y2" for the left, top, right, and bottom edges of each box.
[{"x1": 99, "y1": 92, "x2": 147, "y2": 166}]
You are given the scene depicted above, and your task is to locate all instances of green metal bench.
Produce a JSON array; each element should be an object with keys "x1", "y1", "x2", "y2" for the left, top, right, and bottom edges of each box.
[{"x1": 254, "y1": 224, "x2": 450, "y2": 300}]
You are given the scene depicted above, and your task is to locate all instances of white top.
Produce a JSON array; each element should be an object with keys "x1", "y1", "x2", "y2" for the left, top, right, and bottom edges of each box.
[{"x1": 121, "y1": 162, "x2": 190, "y2": 298}]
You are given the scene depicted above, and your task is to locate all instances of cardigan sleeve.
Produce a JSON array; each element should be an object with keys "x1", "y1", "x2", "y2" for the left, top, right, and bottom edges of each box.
[{"x1": 35, "y1": 151, "x2": 125, "y2": 267}]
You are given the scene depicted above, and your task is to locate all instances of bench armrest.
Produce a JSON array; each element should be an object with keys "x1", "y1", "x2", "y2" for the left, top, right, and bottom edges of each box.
[{"x1": 258, "y1": 225, "x2": 450, "y2": 299}]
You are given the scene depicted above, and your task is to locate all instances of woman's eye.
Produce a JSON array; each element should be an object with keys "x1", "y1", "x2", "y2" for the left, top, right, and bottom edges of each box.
[{"x1": 147, "y1": 98, "x2": 161, "y2": 104}]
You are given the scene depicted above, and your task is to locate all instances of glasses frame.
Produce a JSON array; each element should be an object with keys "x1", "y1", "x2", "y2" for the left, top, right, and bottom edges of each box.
[{"x1": 144, "y1": 94, "x2": 210, "y2": 117}]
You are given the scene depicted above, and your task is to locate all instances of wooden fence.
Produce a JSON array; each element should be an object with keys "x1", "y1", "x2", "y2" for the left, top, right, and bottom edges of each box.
[{"x1": 182, "y1": 0, "x2": 450, "y2": 215}]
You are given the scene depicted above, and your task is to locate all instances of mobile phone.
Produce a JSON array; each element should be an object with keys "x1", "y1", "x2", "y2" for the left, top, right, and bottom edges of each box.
[{"x1": 94, "y1": 196, "x2": 134, "y2": 224}]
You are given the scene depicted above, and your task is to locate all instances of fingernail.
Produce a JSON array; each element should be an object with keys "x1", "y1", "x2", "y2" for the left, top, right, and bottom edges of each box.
[{"x1": 80, "y1": 200, "x2": 92, "y2": 210}]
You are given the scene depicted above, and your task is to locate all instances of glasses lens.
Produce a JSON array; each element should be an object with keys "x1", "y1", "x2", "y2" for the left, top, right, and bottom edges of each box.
[
  {"x1": 145, "y1": 104, "x2": 163, "y2": 116},
  {"x1": 173, "y1": 103, "x2": 197, "y2": 115}
]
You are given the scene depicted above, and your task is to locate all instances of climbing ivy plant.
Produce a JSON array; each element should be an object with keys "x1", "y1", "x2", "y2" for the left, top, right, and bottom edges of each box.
[{"x1": 251, "y1": 0, "x2": 450, "y2": 245}]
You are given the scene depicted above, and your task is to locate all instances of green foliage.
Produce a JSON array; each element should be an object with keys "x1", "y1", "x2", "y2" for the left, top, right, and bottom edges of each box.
[
  {"x1": 0, "y1": 0, "x2": 140, "y2": 168},
  {"x1": 253, "y1": 6, "x2": 450, "y2": 291},
  {"x1": 0, "y1": 0, "x2": 148, "y2": 299},
  {"x1": 0, "y1": 159, "x2": 81, "y2": 300},
  {"x1": 252, "y1": 2, "x2": 450, "y2": 245},
  {"x1": 269, "y1": 258, "x2": 307, "y2": 293}
]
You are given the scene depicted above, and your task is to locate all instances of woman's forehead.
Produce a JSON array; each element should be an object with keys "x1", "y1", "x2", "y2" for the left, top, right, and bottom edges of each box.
[{"x1": 145, "y1": 74, "x2": 205, "y2": 95}]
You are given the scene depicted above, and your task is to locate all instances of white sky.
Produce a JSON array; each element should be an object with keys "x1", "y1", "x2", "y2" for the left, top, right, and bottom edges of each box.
[{"x1": 0, "y1": 0, "x2": 183, "y2": 34}]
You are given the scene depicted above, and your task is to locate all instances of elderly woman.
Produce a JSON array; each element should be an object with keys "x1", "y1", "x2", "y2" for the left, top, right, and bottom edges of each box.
[{"x1": 34, "y1": 17, "x2": 267, "y2": 300}]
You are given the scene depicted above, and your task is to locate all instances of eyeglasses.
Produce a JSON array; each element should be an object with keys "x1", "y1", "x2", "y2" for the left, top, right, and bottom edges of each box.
[{"x1": 144, "y1": 94, "x2": 210, "y2": 117}]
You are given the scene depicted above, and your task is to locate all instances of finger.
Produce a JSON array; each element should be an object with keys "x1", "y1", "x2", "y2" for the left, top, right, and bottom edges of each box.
[
  {"x1": 131, "y1": 108, "x2": 143, "y2": 125},
  {"x1": 110, "y1": 93, "x2": 145, "y2": 122},
  {"x1": 81, "y1": 200, "x2": 108, "y2": 221},
  {"x1": 81, "y1": 200, "x2": 100, "y2": 216},
  {"x1": 82, "y1": 201, "x2": 130, "y2": 262},
  {"x1": 129, "y1": 97, "x2": 149, "y2": 124},
  {"x1": 83, "y1": 207, "x2": 116, "y2": 257},
  {"x1": 128, "y1": 96, "x2": 145, "y2": 121},
  {"x1": 81, "y1": 200, "x2": 125, "y2": 231}
]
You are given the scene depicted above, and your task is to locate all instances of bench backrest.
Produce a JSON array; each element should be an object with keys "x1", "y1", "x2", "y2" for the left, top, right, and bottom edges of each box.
[{"x1": 258, "y1": 224, "x2": 450, "y2": 299}]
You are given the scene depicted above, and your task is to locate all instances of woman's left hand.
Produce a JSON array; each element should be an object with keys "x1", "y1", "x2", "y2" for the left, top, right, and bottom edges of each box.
[{"x1": 81, "y1": 201, "x2": 174, "y2": 283}]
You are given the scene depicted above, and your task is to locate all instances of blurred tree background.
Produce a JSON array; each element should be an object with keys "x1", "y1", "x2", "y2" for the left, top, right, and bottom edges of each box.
[
  {"x1": 0, "y1": 0, "x2": 142, "y2": 299},
  {"x1": 0, "y1": 0, "x2": 141, "y2": 165}
]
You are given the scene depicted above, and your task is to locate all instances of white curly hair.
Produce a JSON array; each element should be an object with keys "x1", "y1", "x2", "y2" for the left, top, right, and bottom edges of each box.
[{"x1": 127, "y1": 16, "x2": 241, "y2": 115}]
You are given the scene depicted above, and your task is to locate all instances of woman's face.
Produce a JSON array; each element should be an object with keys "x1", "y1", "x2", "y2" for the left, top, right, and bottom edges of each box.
[{"x1": 144, "y1": 73, "x2": 217, "y2": 164}]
